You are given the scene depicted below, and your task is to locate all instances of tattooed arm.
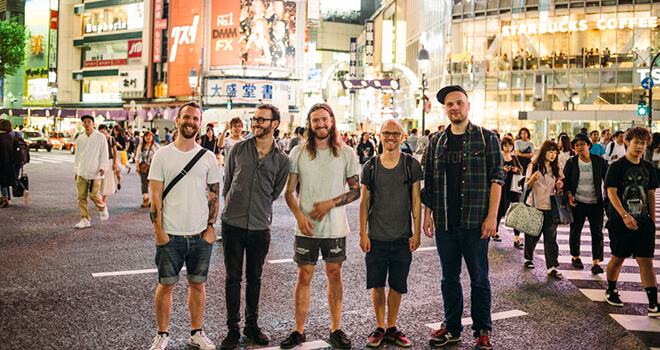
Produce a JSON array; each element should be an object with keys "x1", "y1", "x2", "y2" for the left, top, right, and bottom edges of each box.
[
  {"x1": 149, "y1": 179, "x2": 169, "y2": 245},
  {"x1": 309, "y1": 174, "x2": 361, "y2": 221},
  {"x1": 203, "y1": 182, "x2": 221, "y2": 243}
]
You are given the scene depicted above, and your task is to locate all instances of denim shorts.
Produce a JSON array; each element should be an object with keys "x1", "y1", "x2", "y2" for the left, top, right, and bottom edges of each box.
[
  {"x1": 365, "y1": 238, "x2": 412, "y2": 294},
  {"x1": 155, "y1": 234, "x2": 214, "y2": 285},
  {"x1": 293, "y1": 236, "x2": 346, "y2": 265}
]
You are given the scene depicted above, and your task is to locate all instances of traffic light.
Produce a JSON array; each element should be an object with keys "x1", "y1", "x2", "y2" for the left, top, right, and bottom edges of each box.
[
  {"x1": 227, "y1": 98, "x2": 232, "y2": 110},
  {"x1": 638, "y1": 95, "x2": 648, "y2": 116}
]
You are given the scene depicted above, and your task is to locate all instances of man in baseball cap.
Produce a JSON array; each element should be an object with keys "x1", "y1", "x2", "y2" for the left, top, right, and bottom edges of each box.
[{"x1": 436, "y1": 85, "x2": 468, "y2": 105}]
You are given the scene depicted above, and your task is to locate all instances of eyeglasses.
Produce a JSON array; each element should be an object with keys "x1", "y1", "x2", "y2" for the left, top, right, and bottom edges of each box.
[
  {"x1": 574, "y1": 142, "x2": 588, "y2": 147},
  {"x1": 381, "y1": 131, "x2": 402, "y2": 138},
  {"x1": 250, "y1": 117, "x2": 274, "y2": 124}
]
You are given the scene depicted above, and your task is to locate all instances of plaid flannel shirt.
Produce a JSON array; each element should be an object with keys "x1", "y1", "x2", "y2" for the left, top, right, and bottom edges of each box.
[{"x1": 422, "y1": 122, "x2": 505, "y2": 231}]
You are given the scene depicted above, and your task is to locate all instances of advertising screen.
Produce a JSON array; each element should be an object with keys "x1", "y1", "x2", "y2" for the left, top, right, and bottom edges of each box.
[
  {"x1": 210, "y1": 0, "x2": 297, "y2": 69},
  {"x1": 167, "y1": 0, "x2": 203, "y2": 96}
]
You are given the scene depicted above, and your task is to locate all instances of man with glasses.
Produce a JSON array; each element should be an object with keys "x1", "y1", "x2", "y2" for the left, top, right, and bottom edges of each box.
[
  {"x1": 281, "y1": 103, "x2": 360, "y2": 350},
  {"x1": 220, "y1": 104, "x2": 289, "y2": 349},
  {"x1": 562, "y1": 133, "x2": 608, "y2": 275}
]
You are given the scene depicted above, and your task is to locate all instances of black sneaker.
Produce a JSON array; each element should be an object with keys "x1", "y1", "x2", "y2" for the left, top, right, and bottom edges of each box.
[
  {"x1": 280, "y1": 331, "x2": 305, "y2": 349},
  {"x1": 648, "y1": 304, "x2": 660, "y2": 317},
  {"x1": 244, "y1": 326, "x2": 269, "y2": 345},
  {"x1": 429, "y1": 323, "x2": 461, "y2": 347},
  {"x1": 513, "y1": 241, "x2": 523, "y2": 249},
  {"x1": 492, "y1": 233, "x2": 501, "y2": 242},
  {"x1": 571, "y1": 257, "x2": 584, "y2": 269},
  {"x1": 591, "y1": 264, "x2": 604, "y2": 275},
  {"x1": 605, "y1": 289, "x2": 624, "y2": 307},
  {"x1": 220, "y1": 329, "x2": 241, "y2": 349},
  {"x1": 524, "y1": 260, "x2": 535, "y2": 269},
  {"x1": 329, "y1": 329, "x2": 351, "y2": 349}
]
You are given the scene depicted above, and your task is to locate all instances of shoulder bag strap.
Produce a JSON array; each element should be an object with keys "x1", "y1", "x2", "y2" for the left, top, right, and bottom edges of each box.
[{"x1": 162, "y1": 149, "x2": 208, "y2": 200}]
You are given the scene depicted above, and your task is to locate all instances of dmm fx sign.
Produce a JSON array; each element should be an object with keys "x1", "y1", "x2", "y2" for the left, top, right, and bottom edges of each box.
[{"x1": 502, "y1": 17, "x2": 658, "y2": 37}]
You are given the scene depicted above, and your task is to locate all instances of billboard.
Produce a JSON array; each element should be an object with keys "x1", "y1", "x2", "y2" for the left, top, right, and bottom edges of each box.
[
  {"x1": 206, "y1": 78, "x2": 296, "y2": 106},
  {"x1": 210, "y1": 0, "x2": 297, "y2": 69},
  {"x1": 167, "y1": 0, "x2": 203, "y2": 96}
]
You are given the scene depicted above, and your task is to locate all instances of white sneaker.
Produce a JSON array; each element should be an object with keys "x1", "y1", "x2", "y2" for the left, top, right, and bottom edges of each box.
[
  {"x1": 24, "y1": 190, "x2": 30, "y2": 205},
  {"x1": 74, "y1": 218, "x2": 91, "y2": 229},
  {"x1": 189, "y1": 331, "x2": 216, "y2": 350},
  {"x1": 149, "y1": 334, "x2": 169, "y2": 350},
  {"x1": 99, "y1": 206, "x2": 109, "y2": 221}
]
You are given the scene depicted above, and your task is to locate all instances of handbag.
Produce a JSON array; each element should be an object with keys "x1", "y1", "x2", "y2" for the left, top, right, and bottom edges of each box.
[
  {"x1": 551, "y1": 191, "x2": 574, "y2": 225},
  {"x1": 12, "y1": 168, "x2": 28, "y2": 198},
  {"x1": 120, "y1": 150, "x2": 128, "y2": 165},
  {"x1": 504, "y1": 184, "x2": 544, "y2": 236},
  {"x1": 509, "y1": 155, "x2": 524, "y2": 193},
  {"x1": 137, "y1": 144, "x2": 153, "y2": 174}
]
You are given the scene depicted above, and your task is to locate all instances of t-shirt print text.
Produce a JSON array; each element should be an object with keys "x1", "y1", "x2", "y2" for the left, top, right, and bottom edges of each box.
[{"x1": 446, "y1": 150, "x2": 463, "y2": 165}]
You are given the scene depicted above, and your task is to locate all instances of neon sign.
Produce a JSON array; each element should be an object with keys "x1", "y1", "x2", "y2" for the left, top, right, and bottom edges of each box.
[{"x1": 502, "y1": 17, "x2": 658, "y2": 37}]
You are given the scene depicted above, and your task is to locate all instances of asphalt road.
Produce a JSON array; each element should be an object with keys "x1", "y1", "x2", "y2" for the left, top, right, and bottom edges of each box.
[{"x1": 1, "y1": 149, "x2": 659, "y2": 349}]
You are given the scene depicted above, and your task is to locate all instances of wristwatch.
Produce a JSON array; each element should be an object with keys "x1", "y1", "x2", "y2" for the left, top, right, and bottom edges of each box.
[
  {"x1": 622, "y1": 213, "x2": 630, "y2": 219},
  {"x1": 207, "y1": 222, "x2": 215, "y2": 228}
]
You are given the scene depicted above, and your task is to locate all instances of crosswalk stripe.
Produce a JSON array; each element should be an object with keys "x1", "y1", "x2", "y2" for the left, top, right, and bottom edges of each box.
[
  {"x1": 558, "y1": 270, "x2": 660, "y2": 283},
  {"x1": 610, "y1": 314, "x2": 660, "y2": 332},
  {"x1": 30, "y1": 158, "x2": 61, "y2": 163},
  {"x1": 425, "y1": 309, "x2": 528, "y2": 330},
  {"x1": 535, "y1": 244, "x2": 660, "y2": 255},
  {"x1": 553, "y1": 256, "x2": 660, "y2": 268},
  {"x1": 267, "y1": 246, "x2": 438, "y2": 264},
  {"x1": 92, "y1": 267, "x2": 186, "y2": 277},
  {"x1": 579, "y1": 289, "x2": 650, "y2": 304},
  {"x1": 262, "y1": 340, "x2": 330, "y2": 350}
]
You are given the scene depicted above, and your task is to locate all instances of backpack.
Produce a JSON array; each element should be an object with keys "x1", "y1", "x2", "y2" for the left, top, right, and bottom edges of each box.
[
  {"x1": 365, "y1": 153, "x2": 415, "y2": 219},
  {"x1": 14, "y1": 134, "x2": 30, "y2": 165},
  {"x1": 607, "y1": 141, "x2": 626, "y2": 157}
]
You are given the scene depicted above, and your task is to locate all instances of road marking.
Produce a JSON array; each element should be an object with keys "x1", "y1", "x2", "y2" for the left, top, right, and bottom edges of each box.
[
  {"x1": 425, "y1": 309, "x2": 528, "y2": 330},
  {"x1": 267, "y1": 247, "x2": 437, "y2": 264},
  {"x1": 610, "y1": 314, "x2": 660, "y2": 332},
  {"x1": 262, "y1": 340, "x2": 330, "y2": 350},
  {"x1": 535, "y1": 244, "x2": 660, "y2": 255},
  {"x1": 541, "y1": 234, "x2": 611, "y2": 243},
  {"x1": 559, "y1": 271, "x2": 660, "y2": 283},
  {"x1": 29, "y1": 158, "x2": 61, "y2": 163},
  {"x1": 555, "y1": 256, "x2": 660, "y2": 268},
  {"x1": 92, "y1": 267, "x2": 186, "y2": 277},
  {"x1": 580, "y1": 289, "x2": 651, "y2": 304},
  {"x1": 417, "y1": 246, "x2": 436, "y2": 251}
]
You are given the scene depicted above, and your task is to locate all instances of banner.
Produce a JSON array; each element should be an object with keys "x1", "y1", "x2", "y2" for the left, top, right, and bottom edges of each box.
[
  {"x1": 365, "y1": 20, "x2": 374, "y2": 65},
  {"x1": 206, "y1": 78, "x2": 296, "y2": 106},
  {"x1": 167, "y1": 0, "x2": 203, "y2": 96},
  {"x1": 349, "y1": 38, "x2": 357, "y2": 78},
  {"x1": 119, "y1": 68, "x2": 145, "y2": 93},
  {"x1": 128, "y1": 40, "x2": 142, "y2": 65},
  {"x1": 210, "y1": 0, "x2": 297, "y2": 69}
]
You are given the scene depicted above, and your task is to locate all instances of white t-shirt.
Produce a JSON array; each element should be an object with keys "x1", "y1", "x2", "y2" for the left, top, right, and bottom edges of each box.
[
  {"x1": 605, "y1": 142, "x2": 627, "y2": 164},
  {"x1": 224, "y1": 137, "x2": 242, "y2": 157},
  {"x1": 148, "y1": 144, "x2": 223, "y2": 236},
  {"x1": 289, "y1": 144, "x2": 358, "y2": 238}
]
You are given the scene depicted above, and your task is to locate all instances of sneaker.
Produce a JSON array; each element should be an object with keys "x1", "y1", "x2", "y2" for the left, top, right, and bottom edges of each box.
[
  {"x1": 75, "y1": 218, "x2": 91, "y2": 229},
  {"x1": 385, "y1": 328, "x2": 411, "y2": 347},
  {"x1": 117, "y1": 183, "x2": 121, "y2": 190},
  {"x1": 149, "y1": 334, "x2": 169, "y2": 350},
  {"x1": 24, "y1": 190, "x2": 30, "y2": 205},
  {"x1": 547, "y1": 267, "x2": 563, "y2": 279},
  {"x1": 216, "y1": 234, "x2": 222, "y2": 241},
  {"x1": 0, "y1": 197, "x2": 8, "y2": 208},
  {"x1": 591, "y1": 264, "x2": 604, "y2": 275},
  {"x1": 571, "y1": 257, "x2": 584, "y2": 269},
  {"x1": 475, "y1": 330, "x2": 493, "y2": 350},
  {"x1": 429, "y1": 323, "x2": 461, "y2": 347},
  {"x1": 492, "y1": 233, "x2": 501, "y2": 242},
  {"x1": 513, "y1": 241, "x2": 523, "y2": 249},
  {"x1": 220, "y1": 329, "x2": 240, "y2": 349},
  {"x1": 99, "y1": 206, "x2": 109, "y2": 221},
  {"x1": 523, "y1": 260, "x2": 535, "y2": 269},
  {"x1": 244, "y1": 326, "x2": 269, "y2": 345},
  {"x1": 648, "y1": 304, "x2": 660, "y2": 317},
  {"x1": 329, "y1": 329, "x2": 351, "y2": 349},
  {"x1": 366, "y1": 328, "x2": 385, "y2": 347},
  {"x1": 189, "y1": 330, "x2": 216, "y2": 350},
  {"x1": 280, "y1": 331, "x2": 305, "y2": 349},
  {"x1": 605, "y1": 289, "x2": 624, "y2": 307}
]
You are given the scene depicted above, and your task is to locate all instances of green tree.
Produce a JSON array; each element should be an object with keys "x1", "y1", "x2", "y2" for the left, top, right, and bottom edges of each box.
[{"x1": 0, "y1": 19, "x2": 29, "y2": 84}]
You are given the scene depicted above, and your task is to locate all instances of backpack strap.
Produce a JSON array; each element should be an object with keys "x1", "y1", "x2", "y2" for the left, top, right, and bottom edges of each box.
[{"x1": 162, "y1": 148, "x2": 208, "y2": 200}]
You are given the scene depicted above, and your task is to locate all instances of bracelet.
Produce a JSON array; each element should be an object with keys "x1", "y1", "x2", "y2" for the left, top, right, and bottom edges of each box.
[{"x1": 622, "y1": 213, "x2": 629, "y2": 219}]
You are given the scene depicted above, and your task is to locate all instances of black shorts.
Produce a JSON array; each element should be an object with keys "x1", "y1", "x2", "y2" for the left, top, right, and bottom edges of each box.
[
  {"x1": 608, "y1": 217, "x2": 656, "y2": 259},
  {"x1": 365, "y1": 238, "x2": 412, "y2": 294},
  {"x1": 293, "y1": 236, "x2": 346, "y2": 265}
]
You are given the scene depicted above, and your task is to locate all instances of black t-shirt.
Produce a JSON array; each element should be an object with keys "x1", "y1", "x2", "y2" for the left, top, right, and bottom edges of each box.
[
  {"x1": 357, "y1": 141, "x2": 375, "y2": 164},
  {"x1": 605, "y1": 156, "x2": 658, "y2": 223},
  {"x1": 446, "y1": 130, "x2": 464, "y2": 227}
]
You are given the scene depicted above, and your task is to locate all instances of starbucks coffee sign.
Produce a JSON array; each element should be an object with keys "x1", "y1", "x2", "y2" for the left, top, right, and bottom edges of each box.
[{"x1": 502, "y1": 17, "x2": 658, "y2": 37}]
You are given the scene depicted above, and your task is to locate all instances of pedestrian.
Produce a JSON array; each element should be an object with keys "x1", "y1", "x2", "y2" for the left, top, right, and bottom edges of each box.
[
  {"x1": 281, "y1": 102, "x2": 360, "y2": 350},
  {"x1": 589, "y1": 130, "x2": 605, "y2": 156},
  {"x1": 172, "y1": 129, "x2": 179, "y2": 142},
  {"x1": 514, "y1": 127, "x2": 534, "y2": 174},
  {"x1": 558, "y1": 134, "x2": 575, "y2": 171},
  {"x1": 147, "y1": 101, "x2": 221, "y2": 350},
  {"x1": 288, "y1": 126, "x2": 302, "y2": 152},
  {"x1": 219, "y1": 104, "x2": 289, "y2": 350},
  {"x1": 643, "y1": 132, "x2": 660, "y2": 185},
  {"x1": 152, "y1": 127, "x2": 161, "y2": 144},
  {"x1": 522, "y1": 140, "x2": 563, "y2": 279},
  {"x1": 359, "y1": 119, "x2": 422, "y2": 348},
  {"x1": 605, "y1": 130, "x2": 627, "y2": 164},
  {"x1": 562, "y1": 133, "x2": 608, "y2": 275},
  {"x1": 357, "y1": 132, "x2": 375, "y2": 166},
  {"x1": 135, "y1": 131, "x2": 160, "y2": 208},
  {"x1": 603, "y1": 127, "x2": 659, "y2": 317},
  {"x1": 495, "y1": 136, "x2": 523, "y2": 248},
  {"x1": 219, "y1": 118, "x2": 244, "y2": 159},
  {"x1": 0, "y1": 119, "x2": 18, "y2": 208},
  {"x1": 199, "y1": 125, "x2": 221, "y2": 166},
  {"x1": 98, "y1": 124, "x2": 117, "y2": 205},
  {"x1": 422, "y1": 86, "x2": 504, "y2": 350},
  {"x1": 73, "y1": 115, "x2": 109, "y2": 229},
  {"x1": 407, "y1": 128, "x2": 419, "y2": 153},
  {"x1": 600, "y1": 129, "x2": 612, "y2": 149},
  {"x1": 164, "y1": 127, "x2": 173, "y2": 145},
  {"x1": 112, "y1": 125, "x2": 129, "y2": 188}
]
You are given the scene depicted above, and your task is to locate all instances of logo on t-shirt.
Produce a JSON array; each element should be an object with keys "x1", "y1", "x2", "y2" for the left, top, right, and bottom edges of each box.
[{"x1": 622, "y1": 166, "x2": 650, "y2": 218}]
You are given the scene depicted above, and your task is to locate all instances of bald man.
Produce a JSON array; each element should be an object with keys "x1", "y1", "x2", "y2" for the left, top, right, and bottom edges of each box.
[{"x1": 359, "y1": 119, "x2": 422, "y2": 347}]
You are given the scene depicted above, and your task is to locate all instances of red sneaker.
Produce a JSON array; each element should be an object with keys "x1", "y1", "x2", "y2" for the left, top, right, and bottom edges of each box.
[{"x1": 385, "y1": 328, "x2": 411, "y2": 347}]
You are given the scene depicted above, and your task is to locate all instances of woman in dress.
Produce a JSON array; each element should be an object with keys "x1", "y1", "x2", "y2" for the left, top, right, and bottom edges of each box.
[
  {"x1": 558, "y1": 134, "x2": 575, "y2": 171},
  {"x1": 112, "y1": 125, "x2": 129, "y2": 189},
  {"x1": 135, "y1": 131, "x2": 160, "y2": 207},
  {"x1": 495, "y1": 136, "x2": 523, "y2": 248}
]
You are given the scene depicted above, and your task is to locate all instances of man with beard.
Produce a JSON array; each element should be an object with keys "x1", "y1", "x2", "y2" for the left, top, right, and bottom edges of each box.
[
  {"x1": 281, "y1": 103, "x2": 360, "y2": 350},
  {"x1": 423, "y1": 86, "x2": 504, "y2": 350},
  {"x1": 147, "y1": 102, "x2": 222, "y2": 350},
  {"x1": 219, "y1": 104, "x2": 289, "y2": 349}
]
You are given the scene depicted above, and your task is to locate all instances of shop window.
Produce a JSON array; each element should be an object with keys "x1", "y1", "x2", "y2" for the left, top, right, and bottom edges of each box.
[
  {"x1": 617, "y1": 69, "x2": 633, "y2": 84},
  {"x1": 498, "y1": 71, "x2": 511, "y2": 88},
  {"x1": 586, "y1": 70, "x2": 600, "y2": 85},
  {"x1": 81, "y1": 3, "x2": 143, "y2": 35},
  {"x1": 616, "y1": 88, "x2": 632, "y2": 104},
  {"x1": 512, "y1": 71, "x2": 524, "y2": 88},
  {"x1": 486, "y1": 72, "x2": 498, "y2": 89},
  {"x1": 601, "y1": 70, "x2": 616, "y2": 84},
  {"x1": 487, "y1": 0, "x2": 499, "y2": 8},
  {"x1": 524, "y1": 72, "x2": 535, "y2": 88},
  {"x1": 555, "y1": 71, "x2": 569, "y2": 86},
  {"x1": 569, "y1": 70, "x2": 584, "y2": 88},
  {"x1": 500, "y1": 0, "x2": 512, "y2": 7},
  {"x1": 82, "y1": 76, "x2": 121, "y2": 103}
]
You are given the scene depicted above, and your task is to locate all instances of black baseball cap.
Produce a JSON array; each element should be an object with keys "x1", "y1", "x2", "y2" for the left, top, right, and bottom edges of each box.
[
  {"x1": 436, "y1": 85, "x2": 468, "y2": 105},
  {"x1": 80, "y1": 115, "x2": 94, "y2": 122}
]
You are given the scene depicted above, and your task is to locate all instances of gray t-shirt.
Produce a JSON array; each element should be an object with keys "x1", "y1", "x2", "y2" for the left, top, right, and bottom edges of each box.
[
  {"x1": 361, "y1": 154, "x2": 423, "y2": 241},
  {"x1": 575, "y1": 158, "x2": 597, "y2": 204}
]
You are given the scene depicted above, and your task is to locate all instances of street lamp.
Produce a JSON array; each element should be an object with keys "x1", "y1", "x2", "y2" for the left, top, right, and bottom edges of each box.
[
  {"x1": 188, "y1": 67, "x2": 198, "y2": 101},
  {"x1": 417, "y1": 46, "x2": 430, "y2": 132}
]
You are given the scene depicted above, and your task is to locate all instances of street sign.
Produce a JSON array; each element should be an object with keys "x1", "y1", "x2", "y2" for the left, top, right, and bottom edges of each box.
[{"x1": 642, "y1": 77, "x2": 654, "y2": 90}]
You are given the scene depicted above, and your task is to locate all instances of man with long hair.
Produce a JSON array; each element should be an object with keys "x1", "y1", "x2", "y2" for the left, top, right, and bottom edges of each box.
[{"x1": 281, "y1": 103, "x2": 360, "y2": 350}]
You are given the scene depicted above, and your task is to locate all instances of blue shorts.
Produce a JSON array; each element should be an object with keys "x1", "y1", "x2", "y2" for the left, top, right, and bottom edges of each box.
[
  {"x1": 365, "y1": 238, "x2": 412, "y2": 294},
  {"x1": 155, "y1": 234, "x2": 214, "y2": 285}
]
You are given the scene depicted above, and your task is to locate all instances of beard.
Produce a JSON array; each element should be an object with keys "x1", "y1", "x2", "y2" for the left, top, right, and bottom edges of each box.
[
  {"x1": 312, "y1": 126, "x2": 331, "y2": 140},
  {"x1": 179, "y1": 123, "x2": 199, "y2": 139},
  {"x1": 252, "y1": 124, "x2": 272, "y2": 138}
]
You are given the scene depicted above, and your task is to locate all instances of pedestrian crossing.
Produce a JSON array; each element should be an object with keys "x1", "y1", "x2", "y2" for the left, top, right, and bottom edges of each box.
[{"x1": 26, "y1": 153, "x2": 74, "y2": 165}]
